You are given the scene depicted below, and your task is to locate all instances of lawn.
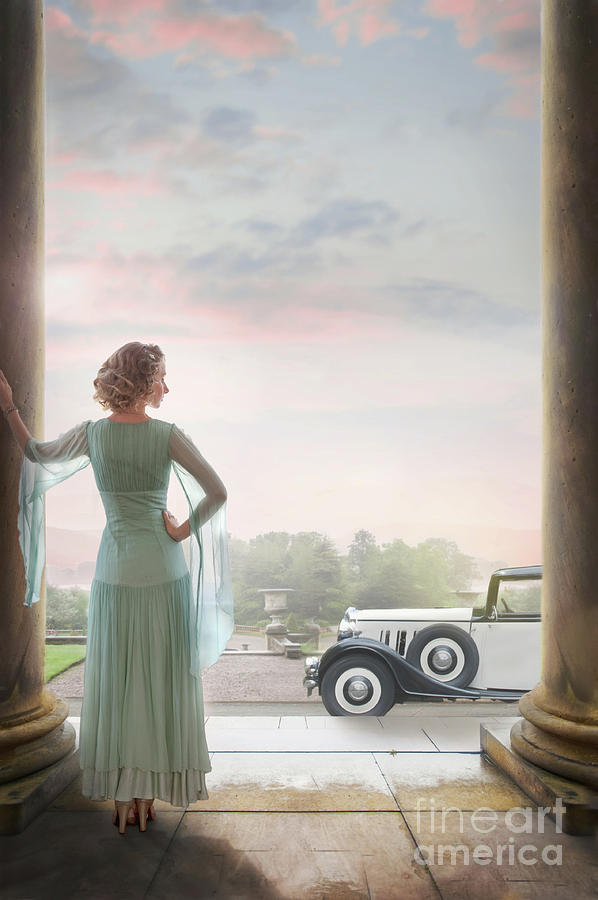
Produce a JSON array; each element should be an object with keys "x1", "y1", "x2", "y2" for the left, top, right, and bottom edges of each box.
[{"x1": 45, "y1": 645, "x2": 87, "y2": 682}]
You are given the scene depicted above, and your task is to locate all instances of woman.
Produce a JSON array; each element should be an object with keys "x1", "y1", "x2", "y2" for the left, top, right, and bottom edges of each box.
[{"x1": 0, "y1": 342, "x2": 233, "y2": 833}]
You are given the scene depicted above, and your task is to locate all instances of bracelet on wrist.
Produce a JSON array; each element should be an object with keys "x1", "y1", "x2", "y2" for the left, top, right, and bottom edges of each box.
[{"x1": 3, "y1": 406, "x2": 18, "y2": 417}]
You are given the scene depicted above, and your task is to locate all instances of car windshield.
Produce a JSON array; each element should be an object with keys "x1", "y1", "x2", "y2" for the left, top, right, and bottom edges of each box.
[{"x1": 496, "y1": 579, "x2": 542, "y2": 616}]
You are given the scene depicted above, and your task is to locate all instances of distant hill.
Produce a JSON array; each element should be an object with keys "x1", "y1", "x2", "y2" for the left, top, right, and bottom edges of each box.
[
  {"x1": 47, "y1": 527, "x2": 101, "y2": 567},
  {"x1": 45, "y1": 523, "x2": 539, "y2": 592},
  {"x1": 46, "y1": 527, "x2": 101, "y2": 586}
]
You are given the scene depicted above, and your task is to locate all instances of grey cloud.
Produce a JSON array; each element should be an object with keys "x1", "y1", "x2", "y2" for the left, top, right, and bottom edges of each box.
[
  {"x1": 123, "y1": 109, "x2": 189, "y2": 145},
  {"x1": 445, "y1": 90, "x2": 505, "y2": 133},
  {"x1": 380, "y1": 278, "x2": 537, "y2": 331},
  {"x1": 46, "y1": 25, "x2": 189, "y2": 161},
  {"x1": 241, "y1": 219, "x2": 285, "y2": 236},
  {"x1": 185, "y1": 243, "x2": 321, "y2": 279},
  {"x1": 177, "y1": 253, "x2": 536, "y2": 334},
  {"x1": 212, "y1": 0, "x2": 304, "y2": 13},
  {"x1": 495, "y1": 24, "x2": 540, "y2": 67},
  {"x1": 287, "y1": 198, "x2": 399, "y2": 248},
  {"x1": 201, "y1": 107, "x2": 258, "y2": 145},
  {"x1": 237, "y1": 65, "x2": 278, "y2": 86},
  {"x1": 183, "y1": 197, "x2": 400, "y2": 279}
]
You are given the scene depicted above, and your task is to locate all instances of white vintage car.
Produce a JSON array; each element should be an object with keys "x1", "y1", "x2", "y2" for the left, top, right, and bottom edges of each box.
[{"x1": 304, "y1": 566, "x2": 542, "y2": 716}]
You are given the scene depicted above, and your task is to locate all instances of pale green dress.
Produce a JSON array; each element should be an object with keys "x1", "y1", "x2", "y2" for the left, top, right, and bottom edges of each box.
[{"x1": 20, "y1": 417, "x2": 234, "y2": 807}]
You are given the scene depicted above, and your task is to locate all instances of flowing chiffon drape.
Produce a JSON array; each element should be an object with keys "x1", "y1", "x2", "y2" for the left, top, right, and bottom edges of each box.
[{"x1": 20, "y1": 417, "x2": 234, "y2": 806}]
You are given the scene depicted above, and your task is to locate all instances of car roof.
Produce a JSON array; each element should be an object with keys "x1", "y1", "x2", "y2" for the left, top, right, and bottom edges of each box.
[{"x1": 492, "y1": 565, "x2": 542, "y2": 578}]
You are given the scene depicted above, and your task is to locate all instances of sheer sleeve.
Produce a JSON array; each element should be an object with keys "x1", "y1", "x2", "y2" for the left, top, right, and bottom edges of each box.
[
  {"x1": 169, "y1": 424, "x2": 234, "y2": 676},
  {"x1": 169, "y1": 425, "x2": 227, "y2": 530},
  {"x1": 19, "y1": 421, "x2": 92, "y2": 607}
]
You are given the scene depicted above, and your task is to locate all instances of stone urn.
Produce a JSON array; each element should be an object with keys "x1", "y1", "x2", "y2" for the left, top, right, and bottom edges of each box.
[{"x1": 259, "y1": 588, "x2": 295, "y2": 651}]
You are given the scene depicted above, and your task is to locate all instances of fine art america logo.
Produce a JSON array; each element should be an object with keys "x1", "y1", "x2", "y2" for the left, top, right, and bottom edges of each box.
[{"x1": 413, "y1": 798, "x2": 565, "y2": 867}]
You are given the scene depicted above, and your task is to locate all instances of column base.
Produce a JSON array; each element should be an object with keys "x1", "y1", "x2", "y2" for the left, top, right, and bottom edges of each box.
[
  {"x1": 513, "y1": 691, "x2": 598, "y2": 789},
  {"x1": 481, "y1": 721, "x2": 598, "y2": 836},
  {"x1": 0, "y1": 722, "x2": 80, "y2": 835},
  {"x1": 0, "y1": 696, "x2": 74, "y2": 783},
  {"x1": 511, "y1": 718, "x2": 598, "y2": 789}
]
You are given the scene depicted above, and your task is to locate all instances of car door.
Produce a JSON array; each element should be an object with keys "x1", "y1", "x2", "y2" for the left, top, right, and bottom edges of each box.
[{"x1": 470, "y1": 576, "x2": 542, "y2": 691}]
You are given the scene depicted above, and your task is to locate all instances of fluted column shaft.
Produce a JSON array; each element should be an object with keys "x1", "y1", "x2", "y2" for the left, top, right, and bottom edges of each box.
[
  {"x1": 0, "y1": 0, "x2": 72, "y2": 786},
  {"x1": 511, "y1": 0, "x2": 598, "y2": 785}
]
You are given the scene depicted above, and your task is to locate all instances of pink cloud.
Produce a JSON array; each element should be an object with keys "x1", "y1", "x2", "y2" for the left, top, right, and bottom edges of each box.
[
  {"x1": 253, "y1": 125, "x2": 303, "y2": 143},
  {"x1": 45, "y1": 6, "x2": 86, "y2": 38},
  {"x1": 45, "y1": 248, "x2": 396, "y2": 347},
  {"x1": 404, "y1": 26, "x2": 430, "y2": 39},
  {"x1": 75, "y1": 5, "x2": 296, "y2": 63},
  {"x1": 50, "y1": 151, "x2": 81, "y2": 166},
  {"x1": 424, "y1": 0, "x2": 540, "y2": 117},
  {"x1": 359, "y1": 12, "x2": 400, "y2": 45},
  {"x1": 495, "y1": 11, "x2": 536, "y2": 33},
  {"x1": 475, "y1": 50, "x2": 525, "y2": 75},
  {"x1": 49, "y1": 169, "x2": 169, "y2": 196},
  {"x1": 74, "y1": 0, "x2": 167, "y2": 26},
  {"x1": 152, "y1": 13, "x2": 295, "y2": 60},
  {"x1": 334, "y1": 20, "x2": 350, "y2": 46},
  {"x1": 426, "y1": 0, "x2": 480, "y2": 47},
  {"x1": 318, "y1": 0, "x2": 401, "y2": 46},
  {"x1": 318, "y1": 0, "x2": 355, "y2": 25},
  {"x1": 89, "y1": 29, "x2": 150, "y2": 58}
]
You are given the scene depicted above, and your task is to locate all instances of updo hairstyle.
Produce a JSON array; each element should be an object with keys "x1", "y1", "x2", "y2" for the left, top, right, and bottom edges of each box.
[{"x1": 93, "y1": 342, "x2": 164, "y2": 412}]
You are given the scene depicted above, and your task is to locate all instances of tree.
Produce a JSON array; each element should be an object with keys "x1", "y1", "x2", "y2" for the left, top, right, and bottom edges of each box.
[
  {"x1": 46, "y1": 586, "x2": 89, "y2": 631},
  {"x1": 411, "y1": 539, "x2": 478, "y2": 606},
  {"x1": 230, "y1": 532, "x2": 292, "y2": 624},
  {"x1": 227, "y1": 529, "x2": 478, "y2": 625},
  {"x1": 286, "y1": 532, "x2": 342, "y2": 620},
  {"x1": 348, "y1": 530, "x2": 379, "y2": 574}
]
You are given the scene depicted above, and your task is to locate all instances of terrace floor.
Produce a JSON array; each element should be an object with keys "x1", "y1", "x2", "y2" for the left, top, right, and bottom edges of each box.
[{"x1": 2, "y1": 704, "x2": 598, "y2": 899}]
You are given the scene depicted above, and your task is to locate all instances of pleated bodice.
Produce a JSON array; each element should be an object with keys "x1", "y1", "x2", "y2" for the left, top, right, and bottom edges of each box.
[
  {"x1": 87, "y1": 419, "x2": 188, "y2": 587},
  {"x1": 87, "y1": 418, "x2": 172, "y2": 492}
]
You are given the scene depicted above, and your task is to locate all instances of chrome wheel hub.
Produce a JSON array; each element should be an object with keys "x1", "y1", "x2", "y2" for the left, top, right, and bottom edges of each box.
[
  {"x1": 346, "y1": 678, "x2": 369, "y2": 701},
  {"x1": 431, "y1": 648, "x2": 453, "y2": 671}
]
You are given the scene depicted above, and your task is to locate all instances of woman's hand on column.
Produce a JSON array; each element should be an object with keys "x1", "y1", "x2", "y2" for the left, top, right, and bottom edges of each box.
[
  {"x1": 162, "y1": 510, "x2": 191, "y2": 542},
  {"x1": 0, "y1": 368, "x2": 31, "y2": 452},
  {"x1": 0, "y1": 369, "x2": 14, "y2": 412}
]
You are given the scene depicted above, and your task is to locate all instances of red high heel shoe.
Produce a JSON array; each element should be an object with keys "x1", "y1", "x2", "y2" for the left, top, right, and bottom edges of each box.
[{"x1": 135, "y1": 798, "x2": 157, "y2": 832}]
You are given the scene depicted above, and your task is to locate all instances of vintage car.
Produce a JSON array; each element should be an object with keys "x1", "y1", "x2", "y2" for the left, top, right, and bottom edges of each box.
[{"x1": 303, "y1": 566, "x2": 542, "y2": 716}]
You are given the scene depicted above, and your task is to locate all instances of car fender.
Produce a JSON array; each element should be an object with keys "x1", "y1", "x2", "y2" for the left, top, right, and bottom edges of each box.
[{"x1": 317, "y1": 637, "x2": 510, "y2": 702}]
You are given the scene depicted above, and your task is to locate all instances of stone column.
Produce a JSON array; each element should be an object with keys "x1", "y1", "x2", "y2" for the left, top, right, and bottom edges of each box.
[
  {"x1": 510, "y1": 0, "x2": 598, "y2": 787},
  {"x1": 0, "y1": 0, "x2": 76, "y2": 834}
]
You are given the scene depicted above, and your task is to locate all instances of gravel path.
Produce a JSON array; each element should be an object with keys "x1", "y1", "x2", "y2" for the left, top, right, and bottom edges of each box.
[{"x1": 48, "y1": 652, "x2": 321, "y2": 703}]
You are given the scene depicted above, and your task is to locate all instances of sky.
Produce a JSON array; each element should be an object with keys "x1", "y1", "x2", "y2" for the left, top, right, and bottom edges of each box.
[{"x1": 41, "y1": 0, "x2": 543, "y2": 567}]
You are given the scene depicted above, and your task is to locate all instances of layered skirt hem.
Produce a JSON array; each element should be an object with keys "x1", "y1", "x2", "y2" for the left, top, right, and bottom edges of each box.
[{"x1": 81, "y1": 765, "x2": 209, "y2": 807}]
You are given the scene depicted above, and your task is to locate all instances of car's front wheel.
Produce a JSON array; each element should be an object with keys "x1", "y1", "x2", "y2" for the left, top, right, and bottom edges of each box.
[
  {"x1": 405, "y1": 624, "x2": 479, "y2": 688},
  {"x1": 320, "y1": 652, "x2": 396, "y2": 716}
]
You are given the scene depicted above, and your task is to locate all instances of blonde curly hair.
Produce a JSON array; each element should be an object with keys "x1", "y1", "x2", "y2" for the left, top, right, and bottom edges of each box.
[{"x1": 93, "y1": 342, "x2": 165, "y2": 412}]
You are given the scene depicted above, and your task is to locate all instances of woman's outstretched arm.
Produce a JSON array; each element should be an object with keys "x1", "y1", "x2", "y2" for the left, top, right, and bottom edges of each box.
[{"x1": 0, "y1": 369, "x2": 32, "y2": 452}]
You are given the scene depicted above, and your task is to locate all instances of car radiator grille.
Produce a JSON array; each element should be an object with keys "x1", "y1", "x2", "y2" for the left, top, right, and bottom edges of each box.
[{"x1": 378, "y1": 629, "x2": 408, "y2": 656}]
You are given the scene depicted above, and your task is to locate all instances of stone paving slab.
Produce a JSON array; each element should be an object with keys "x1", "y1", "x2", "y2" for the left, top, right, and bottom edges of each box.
[
  {"x1": 405, "y1": 809, "x2": 598, "y2": 900},
  {"x1": 374, "y1": 751, "x2": 532, "y2": 812},
  {"x1": 193, "y1": 751, "x2": 398, "y2": 812},
  {"x1": 417, "y1": 717, "x2": 495, "y2": 752},
  {"x1": 145, "y1": 811, "x2": 437, "y2": 900},
  {"x1": 205, "y1": 721, "x2": 439, "y2": 752},
  {"x1": 0, "y1": 809, "x2": 184, "y2": 899}
]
